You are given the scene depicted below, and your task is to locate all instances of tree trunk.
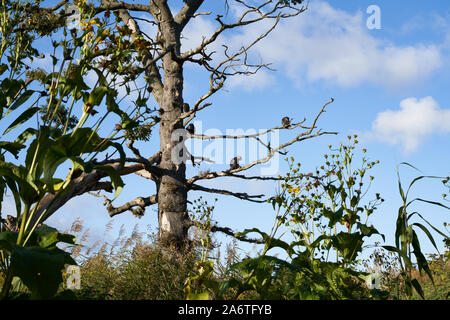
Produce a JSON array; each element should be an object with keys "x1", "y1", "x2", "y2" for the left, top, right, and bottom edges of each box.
[{"x1": 157, "y1": 17, "x2": 189, "y2": 248}]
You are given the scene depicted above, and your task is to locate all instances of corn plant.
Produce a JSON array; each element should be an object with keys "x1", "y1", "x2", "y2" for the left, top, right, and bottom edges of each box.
[{"x1": 383, "y1": 163, "x2": 450, "y2": 299}]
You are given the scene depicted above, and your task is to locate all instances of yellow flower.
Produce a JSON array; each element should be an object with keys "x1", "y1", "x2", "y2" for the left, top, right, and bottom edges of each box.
[
  {"x1": 288, "y1": 186, "x2": 300, "y2": 194},
  {"x1": 89, "y1": 18, "x2": 100, "y2": 26}
]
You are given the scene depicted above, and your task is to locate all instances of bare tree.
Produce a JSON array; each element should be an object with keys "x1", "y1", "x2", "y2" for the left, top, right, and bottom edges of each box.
[{"x1": 6, "y1": 0, "x2": 336, "y2": 248}]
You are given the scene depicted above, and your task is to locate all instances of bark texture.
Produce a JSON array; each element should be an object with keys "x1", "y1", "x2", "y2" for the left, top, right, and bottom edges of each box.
[{"x1": 155, "y1": 2, "x2": 189, "y2": 247}]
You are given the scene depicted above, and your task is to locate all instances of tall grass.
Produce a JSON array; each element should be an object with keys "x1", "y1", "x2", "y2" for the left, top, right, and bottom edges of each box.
[{"x1": 62, "y1": 219, "x2": 201, "y2": 300}]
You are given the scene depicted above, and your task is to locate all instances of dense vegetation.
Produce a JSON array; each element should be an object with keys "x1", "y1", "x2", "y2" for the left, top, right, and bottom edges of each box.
[{"x1": 3, "y1": 137, "x2": 448, "y2": 300}]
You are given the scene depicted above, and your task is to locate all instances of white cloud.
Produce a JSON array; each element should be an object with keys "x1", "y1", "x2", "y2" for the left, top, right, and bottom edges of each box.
[
  {"x1": 181, "y1": 1, "x2": 444, "y2": 90},
  {"x1": 367, "y1": 96, "x2": 450, "y2": 153},
  {"x1": 254, "y1": 1, "x2": 442, "y2": 89}
]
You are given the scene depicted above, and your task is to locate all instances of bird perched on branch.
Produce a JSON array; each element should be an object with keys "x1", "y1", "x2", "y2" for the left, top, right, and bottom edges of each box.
[
  {"x1": 282, "y1": 116, "x2": 291, "y2": 128},
  {"x1": 229, "y1": 156, "x2": 242, "y2": 170},
  {"x1": 186, "y1": 123, "x2": 195, "y2": 135},
  {"x1": 153, "y1": 152, "x2": 162, "y2": 165},
  {"x1": 183, "y1": 103, "x2": 190, "y2": 113}
]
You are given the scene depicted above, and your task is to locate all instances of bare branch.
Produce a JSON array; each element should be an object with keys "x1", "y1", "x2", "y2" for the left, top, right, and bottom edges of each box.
[
  {"x1": 187, "y1": 98, "x2": 337, "y2": 184},
  {"x1": 190, "y1": 184, "x2": 266, "y2": 203},
  {"x1": 95, "y1": 1, "x2": 151, "y2": 13},
  {"x1": 186, "y1": 220, "x2": 264, "y2": 244},
  {"x1": 104, "y1": 195, "x2": 157, "y2": 217},
  {"x1": 180, "y1": 1, "x2": 306, "y2": 60}
]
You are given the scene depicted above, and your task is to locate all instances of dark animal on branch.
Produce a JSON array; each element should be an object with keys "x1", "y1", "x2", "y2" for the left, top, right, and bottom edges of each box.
[
  {"x1": 186, "y1": 123, "x2": 195, "y2": 135},
  {"x1": 229, "y1": 156, "x2": 242, "y2": 170},
  {"x1": 282, "y1": 116, "x2": 291, "y2": 128}
]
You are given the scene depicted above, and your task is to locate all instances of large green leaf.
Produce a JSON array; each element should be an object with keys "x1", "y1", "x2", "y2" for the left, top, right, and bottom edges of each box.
[
  {"x1": 395, "y1": 206, "x2": 406, "y2": 250},
  {"x1": 411, "y1": 222, "x2": 439, "y2": 253},
  {"x1": 1, "y1": 78, "x2": 23, "y2": 105},
  {"x1": 30, "y1": 224, "x2": 77, "y2": 248},
  {"x1": 397, "y1": 167, "x2": 406, "y2": 202},
  {"x1": 10, "y1": 245, "x2": 75, "y2": 299},
  {"x1": 411, "y1": 230, "x2": 434, "y2": 284},
  {"x1": 0, "y1": 160, "x2": 40, "y2": 205},
  {"x1": 331, "y1": 232, "x2": 364, "y2": 262},
  {"x1": 62, "y1": 128, "x2": 106, "y2": 155},
  {"x1": 409, "y1": 212, "x2": 449, "y2": 240},
  {"x1": 0, "y1": 231, "x2": 19, "y2": 252}
]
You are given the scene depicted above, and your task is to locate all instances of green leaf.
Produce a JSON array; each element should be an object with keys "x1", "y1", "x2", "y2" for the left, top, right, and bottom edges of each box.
[
  {"x1": 0, "y1": 231, "x2": 19, "y2": 252},
  {"x1": 407, "y1": 197, "x2": 450, "y2": 211},
  {"x1": 410, "y1": 212, "x2": 450, "y2": 240},
  {"x1": 10, "y1": 246, "x2": 75, "y2": 299},
  {"x1": 25, "y1": 126, "x2": 51, "y2": 182},
  {"x1": 234, "y1": 227, "x2": 292, "y2": 255},
  {"x1": 62, "y1": 128, "x2": 105, "y2": 155},
  {"x1": 0, "y1": 64, "x2": 8, "y2": 76},
  {"x1": 411, "y1": 230, "x2": 434, "y2": 284},
  {"x1": 395, "y1": 206, "x2": 405, "y2": 249},
  {"x1": 411, "y1": 222, "x2": 439, "y2": 254},
  {"x1": 1, "y1": 78, "x2": 23, "y2": 103},
  {"x1": 411, "y1": 279, "x2": 425, "y2": 299},
  {"x1": 3, "y1": 107, "x2": 39, "y2": 136},
  {"x1": 110, "y1": 142, "x2": 126, "y2": 166},
  {"x1": 399, "y1": 162, "x2": 422, "y2": 173},
  {"x1": 397, "y1": 165, "x2": 406, "y2": 202},
  {"x1": 14, "y1": 127, "x2": 37, "y2": 145},
  {"x1": 92, "y1": 67, "x2": 108, "y2": 87},
  {"x1": 383, "y1": 245, "x2": 412, "y2": 269},
  {"x1": 3, "y1": 175, "x2": 22, "y2": 216},
  {"x1": 10, "y1": 276, "x2": 30, "y2": 295},
  {"x1": 186, "y1": 291, "x2": 209, "y2": 300},
  {"x1": 94, "y1": 165, "x2": 124, "y2": 200},
  {"x1": 0, "y1": 141, "x2": 25, "y2": 159},
  {"x1": 84, "y1": 85, "x2": 108, "y2": 107},
  {"x1": 4, "y1": 90, "x2": 35, "y2": 117},
  {"x1": 323, "y1": 207, "x2": 344, "y2": 228},
  {"x1": 0, "y1": 160, "x2": 40, "y2": 205},
  {"x1": 32, "y1": 224, "x2": 76, "y2": 248},
  {"x1": 331, "y1": 232, "x2": 364, "y2": 263},
  {"x1": 357, "y1": 223, "x2": 385, "y2": 242}
]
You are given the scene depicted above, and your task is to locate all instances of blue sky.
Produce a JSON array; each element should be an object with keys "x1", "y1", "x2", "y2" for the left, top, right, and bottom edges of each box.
[{"x1": 1, "y1": 0, "x2": 449, "y2": 263}]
